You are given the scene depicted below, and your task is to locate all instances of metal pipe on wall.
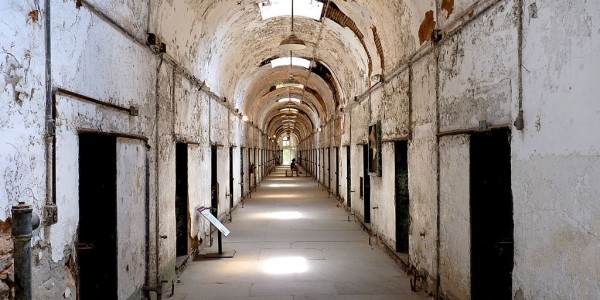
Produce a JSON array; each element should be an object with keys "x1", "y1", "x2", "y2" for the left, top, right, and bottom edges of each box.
[{"x1": 12, "y1": 203, "x2": 40, "y2": 300}]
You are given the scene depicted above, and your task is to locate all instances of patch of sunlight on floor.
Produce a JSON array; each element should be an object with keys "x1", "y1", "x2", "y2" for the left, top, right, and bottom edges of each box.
[
  {"x1": 267, "y1": 183, "x2": 300, "y2": 188},
  {"x1": 249, "y1": 211, "x2": 303, "y2": 220},
  {"x1": 262, "y1": 256, "x2": 308, "y2": 275}
]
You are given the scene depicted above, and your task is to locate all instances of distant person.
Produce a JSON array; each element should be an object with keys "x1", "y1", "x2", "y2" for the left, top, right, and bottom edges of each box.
[{"x1": 290, "y1": 158, "x2": 300, "y2": 176}]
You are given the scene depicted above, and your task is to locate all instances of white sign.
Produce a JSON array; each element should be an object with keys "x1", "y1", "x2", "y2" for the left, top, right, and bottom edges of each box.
[{"x1": 196, "y1": 206, "x2": 230, "y2": 236}]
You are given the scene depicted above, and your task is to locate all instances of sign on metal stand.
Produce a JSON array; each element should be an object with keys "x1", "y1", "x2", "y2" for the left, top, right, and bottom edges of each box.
[{"x1": 195, "y1": 206, "x2": 236, "y2": 259}]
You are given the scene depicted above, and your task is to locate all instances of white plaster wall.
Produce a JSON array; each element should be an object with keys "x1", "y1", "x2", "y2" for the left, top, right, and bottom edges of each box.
[
  {"x1": 50, "y1": 1, "x2": 158, "y2": 264},
  {"x1": 210, "y1": 101, "x2": 229, "y2": 146},
  {"x1": 156, "y1": 62, "x2": 176, "y2": 280},
  {"x1": 0, "y1": 0, "x2": 46, "y2": 221},
  {"x1": 409, "y1": 54, "x2": 438, "y2": 281},
  {"x1": 233, "y1": 146, "x2": 242, "y2": 207},
  {"x1": 381, "y1": 72, "x2": 410, "y2": 140},
  {"x1": 511, "y1": 0, "x2": 600, "y2": 298},
  {"x1": 438, "y1": 0, "x2": 517, "y2": 132},
  {"x1": 217, "y1": 147, "x2": 229, "y2": 218},
  {"x1": 371, "y1": 142, "x2": 395, "y2": 245},
  {"x1": 116, "y1": 138, "x2": 146, "y2": 300},
  {"x1": 174, "y1": 75, "x2": 204, "y2": 143},
  {"x1": 188, "y1": 144, "x2": 211, "y2": 243},
  {"x1": 439, "y1": 135, "x2": 470, "y2": 300},
  {"x1": 85, "y1": 0, "x2": 149, "y2": 41}
]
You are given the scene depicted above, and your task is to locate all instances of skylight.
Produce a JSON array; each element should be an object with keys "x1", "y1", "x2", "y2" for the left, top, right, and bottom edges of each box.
[
  {"x1": 259, "y1": 0, "x2": 324, "y2": 20},
  {"x1": 280, "y1": 108, "x2": 299, "y2": 113},
  {"x1": 276, "y1": 97, "x2": 302, "y2": 103},
  {"x1": 276, "y1": 83, "x2": 304, "y2": 90},
  {"x1": 271, "y1": 57, "x2": 311, "y2": 69}
]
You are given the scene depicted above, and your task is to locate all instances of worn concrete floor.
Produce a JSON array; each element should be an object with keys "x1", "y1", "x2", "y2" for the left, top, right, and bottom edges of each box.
[{"x1": 171, "y1": 166, "x2": 430, "y2": 300}]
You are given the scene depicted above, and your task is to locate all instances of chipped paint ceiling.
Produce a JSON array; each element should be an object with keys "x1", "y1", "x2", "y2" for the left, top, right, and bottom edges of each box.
[{"x1": 153, "y1": 0, "x2": 436, "y2": 141}]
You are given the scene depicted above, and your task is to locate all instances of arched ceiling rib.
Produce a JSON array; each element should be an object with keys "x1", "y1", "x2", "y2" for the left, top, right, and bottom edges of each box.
[{"x1": 154, "y1": 0, "x2": 431, "y2": 143}]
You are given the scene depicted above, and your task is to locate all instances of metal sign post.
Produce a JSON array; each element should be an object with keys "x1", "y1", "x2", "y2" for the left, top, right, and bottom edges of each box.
[{"x1": 195, "y1": 206, "x2": 236, "y2": 259}]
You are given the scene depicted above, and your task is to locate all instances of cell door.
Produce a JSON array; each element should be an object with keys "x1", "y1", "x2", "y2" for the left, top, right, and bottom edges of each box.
[
  {"x1": 175, "y1": 143, "x2": 189, "y2": 257},
  {"x1": 335, "y1": 147, "x2": 340, "y2": 197},
  {"x1": 78, "y1": 135, "x2": 117, "y2": 299},
  {"x1": 346, "y1": 146, "x2": 351, "y2": 207},
  {"x1": 395, "y1": 141, "x2": 409, "y2": 252},
  {"x1": 240, "y1": 147, "x2": 244, "y2": 197},
  {"x1": 363, "y1": 144, "x2": 371, "y2": 223},
  {"x1": 327, "y1": 147, "x2": 331, "y2": 189},
  {"x1": 471, "y1": 129, "x2": 513, "y2": 300},
  {"x1": 229, "y1": 147, "x2": 234, "y2": 208},
  {"x1": 211, "y1": 146, "x2": 218, "y2": 215}
]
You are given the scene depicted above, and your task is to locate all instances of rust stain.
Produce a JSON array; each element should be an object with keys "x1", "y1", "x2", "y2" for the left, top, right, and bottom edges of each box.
[
  {"x1": 418, "y1": 11, "x2": 436, "y2": 45},
  {"x1": 468, "y1": 10, "x2": 475, "y2": 18},
  {"x1": 76, "y1": 0, "x2": 82, "y2": 9},
  {"x1": 28, "y1": 10, "x2": 39, "y2": 22},
  {"x1": 442, "y1": 0, "x2": 455, "y2": 18}
]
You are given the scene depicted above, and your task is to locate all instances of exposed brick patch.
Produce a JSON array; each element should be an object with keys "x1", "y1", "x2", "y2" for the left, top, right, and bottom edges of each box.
[
  {"x1": 324, "y1": 2, "x2": 373, "y2": 78},
  {"x1": 442, "y1": 0, "x2": 455, "y2": 18},
  {"x1": 371, "y1": 26, "x2": 385, "y2": 73},
  {"x1": 418, "y1": 10, "x2": 436, "y2": 45}
]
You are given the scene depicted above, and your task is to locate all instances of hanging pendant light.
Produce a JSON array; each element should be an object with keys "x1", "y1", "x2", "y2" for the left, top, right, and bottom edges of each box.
[
  {"x1": 279, "y1": 0, "x2": 306, "y2": 51},
  {"x1": 280, "y1": 50, "x2": 304, "y2": 89},
  {"x1": 280, "y1": 75, "x2": 304, "y2": 88}
]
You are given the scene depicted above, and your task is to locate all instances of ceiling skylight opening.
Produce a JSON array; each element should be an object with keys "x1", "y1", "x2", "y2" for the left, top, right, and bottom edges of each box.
[
  {"x1": 276, "y1": 97, "x2": 302, "y2": 103},
  {"x1": 271, "y1": 57, "x2": 311, "y2": 69},
  {"x1": 259, "y1": 0, "x2": 324, "y2": 21},
  {"x1": 276, "y1": 83, "x2": 304, "y2": 90},
  {"x1": 280, "y1": 108, "x2": 299, "y2": 113}
]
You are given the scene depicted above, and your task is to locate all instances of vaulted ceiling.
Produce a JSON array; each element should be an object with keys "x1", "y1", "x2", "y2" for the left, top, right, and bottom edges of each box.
[{"x1": 153, "y1": 0, "x2": 435, "y2": 142}]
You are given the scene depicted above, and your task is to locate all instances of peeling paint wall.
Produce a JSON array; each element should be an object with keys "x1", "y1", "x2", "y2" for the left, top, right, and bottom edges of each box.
[
  {"x1": 512, "y1": 0, "x2": 600, "y2": 298},
  {"x1": 439, "y1": 135, "x2": 471, "y2": 299},
  {"x1": 116, "y1": 138, "x2": 146, "y2": 300}
]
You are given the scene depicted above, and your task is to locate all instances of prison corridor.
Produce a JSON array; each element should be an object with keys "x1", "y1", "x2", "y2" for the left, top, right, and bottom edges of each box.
[{"x1": 170, "y1": 165, "x2": 428, "y2": 300}]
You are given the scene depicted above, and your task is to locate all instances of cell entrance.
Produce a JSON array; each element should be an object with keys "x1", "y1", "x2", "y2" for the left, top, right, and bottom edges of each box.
[
  {"x1": 211, "y1": 146, "x2": 218, "y2": 214},
  {"x1": 229, "y1": 147, "x2": 234, "y2": 208},
  {"x1": 78, "y1": 134, "x2": 117, "y2": 299},
  {"x1": 346, "y1": 146, "x2": 351, "y2": 207},
  {"x1": 175, "y1": 143, "x2": 189, "y2": 258},
  {"x1": 395, "y1": 141, "x2": 409, "y2": 253},
  {"x1": 362, "y1": 144, "x2": 371, "y2": 223},
  {"x1": 470, "y1": 129, "x2": 513, "y2": 299}
]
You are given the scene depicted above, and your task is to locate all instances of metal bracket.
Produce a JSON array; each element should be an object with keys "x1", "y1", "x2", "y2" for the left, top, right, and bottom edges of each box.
[{"x1": 44, "y1": 204, "x2": 58, "y2": 225}]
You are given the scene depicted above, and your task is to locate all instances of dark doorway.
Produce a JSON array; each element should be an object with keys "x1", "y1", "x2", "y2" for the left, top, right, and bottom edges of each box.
[
  {"x1": 211, "y1": 146, "x2": 218, "y2": 215},
  {"x1": 470, "y1": 129, "x2": 513, "y2": 300},
  {"x1": 240, "y1": 147, "x2": 244, "y2": 197},
  {"x1": 395, "y1": 141, "x2": 409, "y2": 252},
  {"x1": 229, "y1": 147, "x2": 234, "y2": 208},
  {"x1": 247, "y1": 149, "x2": 251, "y2": 191},
  {"x1": 175, "y1": 143, "x2": 189, "y2": 257},
  {"x1": 335, "y1": 147, "x2": 339, "y2": 197},
  {"x1": 327, "y1": 147, "x2": 331, "y2": 189},
  {"x1": 78, "y1": 134, "x2": 117, "y2": 299},
  {"x1": 346, "y1": 146, "x2": 351, "y2": 207},
  {"x1": 362, "y1": 144, "x2": 371, "y2": 223}
]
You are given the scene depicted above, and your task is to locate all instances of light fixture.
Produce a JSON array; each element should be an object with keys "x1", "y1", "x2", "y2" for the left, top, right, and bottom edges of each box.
[
  {"x1": 279, "y1": 107, "x2": 299, "y2": 113},
  {"x1": 279, "y1": 76, "x2": 304, "y2": 89},
  {"x1": 242, "y1": 115, "x2": 249, "y2": 122},
  {"x1": 279, "y1": 0, "x2": 306, "y2": 51}
]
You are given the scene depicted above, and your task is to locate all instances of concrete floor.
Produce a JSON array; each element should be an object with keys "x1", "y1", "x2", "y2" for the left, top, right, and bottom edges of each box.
[{"x1": 171, "y1": 166, "x2": 430, "y2": 300}]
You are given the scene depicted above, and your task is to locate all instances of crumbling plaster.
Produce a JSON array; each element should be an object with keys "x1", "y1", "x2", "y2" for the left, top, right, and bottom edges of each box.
[
  {"x1": 511, "y1": 0, "x2": 600, "y2": 298},
  {"x1": 0, "y1": 0, "x2": 46, "y2": 222},
  {"x1": 439, "y1": 135, "x2": 471, "y2": 300}
]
